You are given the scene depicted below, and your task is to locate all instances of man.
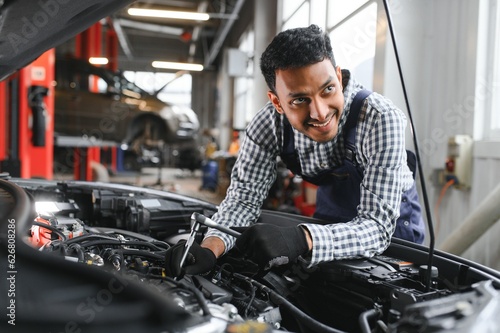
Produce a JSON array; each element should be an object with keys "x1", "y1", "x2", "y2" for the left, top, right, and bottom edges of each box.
[{"x1": 165, "y1": 25, "x2": 425, "y2": 278}]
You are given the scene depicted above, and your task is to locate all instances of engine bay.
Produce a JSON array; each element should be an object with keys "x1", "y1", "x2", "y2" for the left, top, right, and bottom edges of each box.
[{"x1": 2, "y1": 177, "x2": 500, "y2": 333}]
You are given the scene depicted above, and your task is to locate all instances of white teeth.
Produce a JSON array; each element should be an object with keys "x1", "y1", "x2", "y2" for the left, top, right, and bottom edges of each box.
[{"x1": 310, "y1": 117, "x2": 331, "y2": 127}]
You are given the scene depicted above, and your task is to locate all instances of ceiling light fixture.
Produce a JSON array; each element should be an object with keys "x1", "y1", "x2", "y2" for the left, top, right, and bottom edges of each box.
[
  {"x1": 152, "y1": 61, "x2": 203, "y2": 71},
  {"x1": 88, "y1": 57, "x2": 109, "y2": 65},
  {"x1": 128, "y1": 8, "x2": 209, "y2": 21}
]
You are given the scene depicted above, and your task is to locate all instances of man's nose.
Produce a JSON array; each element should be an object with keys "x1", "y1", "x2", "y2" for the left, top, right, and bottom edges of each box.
[{"x1": 309, "y1": 98, "x2": 329, "y2": 121}]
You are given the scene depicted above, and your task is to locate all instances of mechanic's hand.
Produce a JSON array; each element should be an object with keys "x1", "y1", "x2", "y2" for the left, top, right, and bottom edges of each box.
[
  {"x1": 235, "y1": 224, "x2": 309, "y2": 270},
  {"x1": 164, "y1": 240, "x2": 217, "y2": 279}
]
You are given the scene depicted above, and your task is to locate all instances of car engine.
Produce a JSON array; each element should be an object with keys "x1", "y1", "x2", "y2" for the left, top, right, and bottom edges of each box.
[{"x1": 2, "y1": 177, "x2": 500, "y2": 333}]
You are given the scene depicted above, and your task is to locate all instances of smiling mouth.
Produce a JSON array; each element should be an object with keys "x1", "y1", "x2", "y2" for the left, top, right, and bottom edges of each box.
[
  {"x1": 308, "y1": 111, "x2": 337, "y2": 128},
  {"x1": 310, "y1": 118, "x2": 332, "y2": 127}
]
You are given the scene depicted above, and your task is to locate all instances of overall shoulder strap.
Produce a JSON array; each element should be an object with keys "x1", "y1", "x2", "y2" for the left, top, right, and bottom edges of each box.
[
  {"x1": 344, "y1": 89, "x2": 372, "y2": 162},
  {"x1": 280, "y1": 116, "x2": 302, "y2": 175}
]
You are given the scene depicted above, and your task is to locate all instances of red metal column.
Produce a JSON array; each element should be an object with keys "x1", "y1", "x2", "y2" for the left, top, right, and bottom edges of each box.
[
  {"x1": 2, "y1": 49, "x2": 54, "y2": 180},
  {"x1": 75, "y1": 23, "x2": 103, "y2": 64},
  {"x1": 73, "y1": 148, "x2": 83, "y2": 180},
  {"x1": 17, "y1": 66, "x2": 31, "y2": 178},
  {"x1": 73, "y1": 23, "x2": 103, "y2": 180},
  {"x1": 0, "y1": 80, "x2": 7, "y2": 162},
  {"x1": 106, "y1": 25, "x2": 119, "y2": 72},
  {"x1": 106, "y1": 23, "x2": 119, "y2": 172},
  {"x1": 28, "y1": 49, "x2": 55, "y2": 179},
  {"x1": 0, "y1": 75, "x2": 20, "y2": 177}
]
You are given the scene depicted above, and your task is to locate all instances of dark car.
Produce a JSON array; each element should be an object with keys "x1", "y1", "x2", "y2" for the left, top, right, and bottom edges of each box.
[
  {"x1": 54, "y1": 57, "x2": 201, "y2": 170},
  {"x1": 2, "y1": 176, "x2": 500, "y2": 333},
  {"x1": 55, "y1": 57, "x2": 199, "y2": 143}
]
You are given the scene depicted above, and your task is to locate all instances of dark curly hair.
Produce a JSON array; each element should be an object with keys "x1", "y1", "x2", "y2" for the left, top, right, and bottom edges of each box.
[{"x1": 260, "y1": 24, "x2": 336, "y2": 93}]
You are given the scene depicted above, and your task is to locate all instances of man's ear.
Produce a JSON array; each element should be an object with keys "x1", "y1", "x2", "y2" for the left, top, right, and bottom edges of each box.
[
  {"x1": 336, "y1": 65, "x2": 343, "y2": 89},
  {"x1": 267, "y1": 91, "x2": 283, "y2": 114}
]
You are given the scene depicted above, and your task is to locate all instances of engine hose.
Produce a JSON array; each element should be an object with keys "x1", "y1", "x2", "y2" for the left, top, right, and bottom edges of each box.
[
  {"x1": 244, "y1": 284, "x2": 257, "y2": 318},
  {"x1": 233, "y1": 298, "x2": 257, "y2": 316},
  {"x1": 120, "y1": 240, "x2": 169, "y2": 251},
  {"x1": 64, "y1": 234, "x2": 121, "y2": 244},
  {"x1": 64, "y1": 239, "x2": 167, "y2": 252},
  {"x1": 359, "y1": 308, "x2": 381, "y2": 333},
  {"x1": 233, "y1": 273, "x2": 347, "y2": 333},
  {"x1": 68, "y1": 243, "x2": 85, "y2": 262},
  {"x1": 119, "y1": 249, "x2": 165, "y2": 260}
]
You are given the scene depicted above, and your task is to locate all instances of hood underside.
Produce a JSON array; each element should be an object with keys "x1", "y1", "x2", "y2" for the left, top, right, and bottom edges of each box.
[{"x1": 0, "y1": 0, "x2": 134, "y2": 80}]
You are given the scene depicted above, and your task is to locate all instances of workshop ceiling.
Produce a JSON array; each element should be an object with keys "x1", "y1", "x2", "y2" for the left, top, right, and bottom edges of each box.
[
  {"x1": 0, "y1": 0, "x2": 135, "y2": 80},
  {"x1": 0, "y1": 0, "x2": 246, "y2": 79},
  {"x1": 98, "y1": 0, "x2": 246, "y2": 72}
]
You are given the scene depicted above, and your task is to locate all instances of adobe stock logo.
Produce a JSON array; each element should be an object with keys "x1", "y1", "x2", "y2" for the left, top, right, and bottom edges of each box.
[{"x1": 7, "y1": 0, "x2": 71, "y2": 54}]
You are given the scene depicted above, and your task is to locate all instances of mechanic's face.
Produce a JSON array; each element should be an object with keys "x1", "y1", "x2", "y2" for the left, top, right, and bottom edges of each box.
[{"x1": 268, "y1": 59, "x2": 344, "y2": 143}]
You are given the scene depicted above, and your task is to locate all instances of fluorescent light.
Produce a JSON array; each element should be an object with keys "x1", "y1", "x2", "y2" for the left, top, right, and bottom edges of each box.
[
  {"x1": 128, "y1": 8, "x2": 209, "y2": 21},
  {"x1": 89, "y1": 57, "x2": 109, "y2": 65},
  {"x1": 152, "y1": 61, "x2": 204, "y2": 71}
]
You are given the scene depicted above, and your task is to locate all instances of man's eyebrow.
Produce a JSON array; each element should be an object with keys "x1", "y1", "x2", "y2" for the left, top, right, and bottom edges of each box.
[
  {"x1": 319, "y1": 75, "x2": 334, "y2": 90},
  {"x1": 287, "y1": 75, "x2": 334, "y2": 98}
]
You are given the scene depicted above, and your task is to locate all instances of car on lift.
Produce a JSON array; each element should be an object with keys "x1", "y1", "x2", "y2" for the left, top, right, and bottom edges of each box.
[{"x1": 54, "y1": 56, "x2": 201, "y2": 171}]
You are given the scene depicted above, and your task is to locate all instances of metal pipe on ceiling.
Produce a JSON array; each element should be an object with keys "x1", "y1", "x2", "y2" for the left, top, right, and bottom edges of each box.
[
  {"x1": 204, "y1": 0, "x2": 245, "y2": 68},
  {"x1": 111, "y1": 18, "x2": 134, "y2": 59}
]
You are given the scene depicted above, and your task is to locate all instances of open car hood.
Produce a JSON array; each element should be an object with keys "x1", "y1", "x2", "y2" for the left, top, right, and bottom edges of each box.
[{"x1": 0, "y1": 0, "x2": 134, "y2": 80}]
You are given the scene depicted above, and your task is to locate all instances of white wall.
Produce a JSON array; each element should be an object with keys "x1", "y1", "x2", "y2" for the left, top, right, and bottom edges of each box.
[{"x1": 379, "y1": 0, "x2": 500, "y2": 270}]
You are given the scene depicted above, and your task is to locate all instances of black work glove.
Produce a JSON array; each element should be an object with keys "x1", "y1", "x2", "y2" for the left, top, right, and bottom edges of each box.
[
  {"x1": 235, "y1": 224, "x2": 309, "y2": 270},
  {"x1": 164, "y1": 240, "x2": 217, "y2": 279}
]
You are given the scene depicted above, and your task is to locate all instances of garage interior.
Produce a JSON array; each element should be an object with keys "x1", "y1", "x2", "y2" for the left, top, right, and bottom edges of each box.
[{"x1": 1, "y1": 0, "x2": 500, "y2": 275}]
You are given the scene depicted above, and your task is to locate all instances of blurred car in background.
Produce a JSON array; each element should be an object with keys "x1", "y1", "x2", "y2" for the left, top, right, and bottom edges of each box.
[{"x1": 54, "y1": 57, "x2": 201, "y2": 171}]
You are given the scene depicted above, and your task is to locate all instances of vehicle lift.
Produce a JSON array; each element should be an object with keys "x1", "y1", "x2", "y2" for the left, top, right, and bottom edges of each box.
[
  {"x1": 0, "y1": 49, "x2": 55, "y2": 180},
  {"x1": 0, "y1": 22, "x2": 120, "y2": 181}
]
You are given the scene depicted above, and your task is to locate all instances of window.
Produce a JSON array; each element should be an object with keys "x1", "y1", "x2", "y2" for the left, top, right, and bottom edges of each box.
[
  {"x1": 233, "y1": 28, "x2": 255, "y2": 129},
  {"x1": 327, "y1": 0, "x2": 370, "y2": 26},
  {"x1": 279, "y1": 0, "x2": 377, "y2": 90},
  {"x1": 123, "y1": 71, "x2": 192, "y2": 108},
  {"x1": 282, "y1": 0, "x2": 307, "y2": 23},
  {"x1": 328, "y1": 1, "x2": 377, "y2": 90},
  {"x1": 477, "y1": 0, "x2": 500, "y2": 140},
  {"x1": 487, "y1": 1, "x2": 500, "y2": 139},
  {"x1": 282, "y1": 1, "x2": 310, "y2": 30}
]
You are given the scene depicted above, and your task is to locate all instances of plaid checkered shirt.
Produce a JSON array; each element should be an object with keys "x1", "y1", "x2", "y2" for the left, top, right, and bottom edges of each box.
[{"x1": 205, "y1": 70, "x2": 415, "y2": 266}]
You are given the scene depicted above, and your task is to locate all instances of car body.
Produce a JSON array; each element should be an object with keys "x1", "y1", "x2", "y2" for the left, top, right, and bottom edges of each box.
[
  {"x1": 2, "y1": 177, "x2": 500, "y2": 333},
  {"x1": 54, "y1": 57, "x2": 201, "y2": 170}
]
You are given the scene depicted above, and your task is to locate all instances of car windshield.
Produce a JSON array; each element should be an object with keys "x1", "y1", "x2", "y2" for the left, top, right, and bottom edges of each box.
[
  {"x1": 118, "y1": 73, "x2": 149, "y2": 97},
  {"x1": 55, "y1": 58, "x2": 150, "y2": 98}
]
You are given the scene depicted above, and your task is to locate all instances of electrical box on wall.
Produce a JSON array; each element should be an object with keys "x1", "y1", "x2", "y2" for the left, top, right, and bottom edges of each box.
[
  {"x1": 227, "y1": 48, "x2": 251, "y2": 77},
  {"x1": 444, "y1": 135, "x2": 473, "y2": 190}
]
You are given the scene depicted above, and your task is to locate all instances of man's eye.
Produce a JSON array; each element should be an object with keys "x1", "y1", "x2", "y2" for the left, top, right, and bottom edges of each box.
[
  {"x1": 291, "y1": 98, "x2": 306, "y2": 105},
  {"x1": 324, "y1": 85, "x2": 335, "y2": 94}
]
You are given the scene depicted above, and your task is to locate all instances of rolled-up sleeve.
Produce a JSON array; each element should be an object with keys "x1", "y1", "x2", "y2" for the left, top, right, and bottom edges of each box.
[{"x1": 205, "y1": 104, "x2": 281, "y2": 253}]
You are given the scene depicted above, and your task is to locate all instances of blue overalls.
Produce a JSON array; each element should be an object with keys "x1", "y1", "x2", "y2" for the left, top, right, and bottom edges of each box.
[{"x1": 280, "y1": 90, "x2": 425, "y2": 243}]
